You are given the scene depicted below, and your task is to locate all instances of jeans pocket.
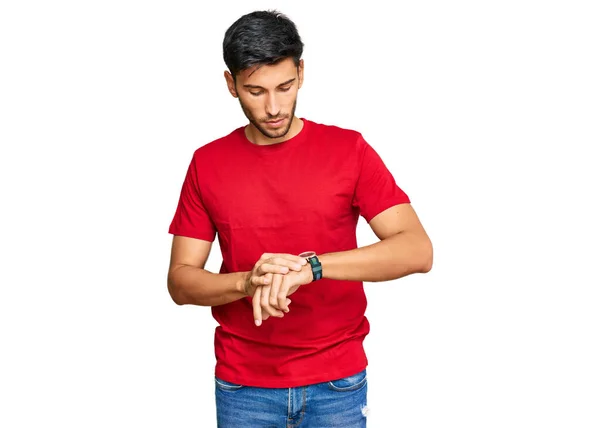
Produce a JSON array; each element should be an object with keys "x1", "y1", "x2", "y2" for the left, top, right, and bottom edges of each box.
[
  {"x1": 327, "y1": 369, "x2": 367, "y2": 392},
  {"x1": 215, "y1": 376, "x2": 245, "y2": 392}
]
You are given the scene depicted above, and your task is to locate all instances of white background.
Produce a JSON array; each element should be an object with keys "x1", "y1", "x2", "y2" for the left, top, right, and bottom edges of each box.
[{"x1": 1, "y1": 0, "x2": 599, "y2": 427}]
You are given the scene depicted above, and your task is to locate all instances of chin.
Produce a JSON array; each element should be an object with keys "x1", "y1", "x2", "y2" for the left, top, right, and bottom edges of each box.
[
  {"x1": 260, "y1": 120, "x2": 291, "y2": 139},
  {"x1": 268, "y1": 129, "x2": 290, "y2": 139}
]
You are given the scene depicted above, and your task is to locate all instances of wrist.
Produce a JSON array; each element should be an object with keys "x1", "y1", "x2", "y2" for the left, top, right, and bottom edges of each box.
[
  {"x1": 237, "y1": 271, "x2": 250, "y2": 296},
  {"x1": 298, "y1": 251, "x2": 323, "y2": 282},
  {"x1": 301, "y1": 263, "x2": 314, "y2": 284}
]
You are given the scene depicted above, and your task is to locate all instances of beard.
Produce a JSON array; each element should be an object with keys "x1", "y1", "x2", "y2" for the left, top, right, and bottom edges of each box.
[{"x1": 239, "y1": 99, "x2": 297, "y2": 139}]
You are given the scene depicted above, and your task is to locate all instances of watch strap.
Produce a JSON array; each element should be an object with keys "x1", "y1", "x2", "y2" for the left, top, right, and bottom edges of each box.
[
  {"x1": 299, "y1": 251, "x2": 322, "y2": 281},
  {"x1": 307, "y1": 255, "x2": 322, "y2": 281}
]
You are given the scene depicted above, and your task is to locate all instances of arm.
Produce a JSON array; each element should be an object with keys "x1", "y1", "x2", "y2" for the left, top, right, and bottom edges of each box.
[
  {"x1": 167, "y1": 236, "x2": 245, "y2": 306},
  {"x1": 167, "y1": 236, "x2": 307, "y2": 306},
  {"x1": 253, "y1": 203, "x2": 432, "y2": 323},
  {"x1": 319, "y1": 203, "x2": 433, "y2": 282}
]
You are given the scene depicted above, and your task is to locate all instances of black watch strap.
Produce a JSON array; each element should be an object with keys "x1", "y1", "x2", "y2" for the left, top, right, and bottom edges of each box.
[{"x1": 299, "y1": 251, "x2": 322, "y2": 281}]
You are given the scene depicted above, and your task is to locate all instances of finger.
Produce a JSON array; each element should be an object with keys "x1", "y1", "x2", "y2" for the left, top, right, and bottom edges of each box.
[
  {"x1": 276, "y1": 275, "x2": 292, "y2": 312},
  {"x1": 252, "y1": 272, "x2": 273, "y2": 287},
  {"x1": 257, "y1": 263, "x2": 290, "y2": 276},
  {"x1": 278, "y1": 288, "x2": 290, "y2": 313},
  {"x1": 262, "y1": 257, "x2": 306, "y2": 273},
  {"x1": 272, "y1": 255, "x2": 308, "y2": 269},
  {"x1": 255, "y1": 253, "x2": 307, "y2": 275},
  {"x1": 265, "y1": 253, "x2": 308, "y2": 267},
  {"x1": 265, "y1": 300, "x2": 289, "y2": 319},
  {"x1": 260, "y1": 284, "x2": 283, "y2": 318},
  {"x1": 259, "y1": 299, "x2": 290, "y2": 322},
  {"x1": 269, "y1": 273, "x2": 284, "y2": 310},
  {"x1": 252, "y1": 287, "x2": 262, "y2": 327}
]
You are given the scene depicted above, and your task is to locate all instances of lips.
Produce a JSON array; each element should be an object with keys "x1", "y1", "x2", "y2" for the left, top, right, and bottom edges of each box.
[{"x1": 265, "y1": 118, "x2": 285, "y2": 127}]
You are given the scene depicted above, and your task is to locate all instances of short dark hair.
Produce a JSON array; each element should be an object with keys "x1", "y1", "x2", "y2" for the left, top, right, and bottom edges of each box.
[{"x1": 223, "y1": 10, "x2": 304, "y2": 76}]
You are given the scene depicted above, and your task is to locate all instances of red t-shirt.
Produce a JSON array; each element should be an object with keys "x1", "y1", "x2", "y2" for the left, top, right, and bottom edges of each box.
[{"x1": 168, "y1": 118, "x2": 410, "y2": 388}]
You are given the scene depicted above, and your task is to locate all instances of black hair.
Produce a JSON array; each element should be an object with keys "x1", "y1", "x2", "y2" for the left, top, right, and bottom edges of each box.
[{"x1": 223, "y1": 10, "x2": 304, "y2": 76}]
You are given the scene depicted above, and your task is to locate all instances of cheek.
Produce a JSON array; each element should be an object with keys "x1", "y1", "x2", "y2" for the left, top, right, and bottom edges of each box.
[
  {"x1": 240, "y1": 97, "x2": 261, "y2": 113},
  {"x1": 281, "y1": 91, "x2": 298, "y2": 108}
]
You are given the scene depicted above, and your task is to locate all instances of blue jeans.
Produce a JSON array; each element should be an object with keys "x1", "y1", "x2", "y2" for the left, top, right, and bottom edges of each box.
[{"x1": 215, "y1": 369, "x2": 368, "y2": 427}]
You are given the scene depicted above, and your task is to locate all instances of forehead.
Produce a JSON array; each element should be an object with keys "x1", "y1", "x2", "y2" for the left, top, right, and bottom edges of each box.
[{"x1": 237, "y1": 57, "x2": 298, "y2": 87}]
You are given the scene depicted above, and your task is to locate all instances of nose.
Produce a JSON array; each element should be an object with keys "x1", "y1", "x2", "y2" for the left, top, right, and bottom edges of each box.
[{"x1": 265, "y1": 93, "x2": 280, "y2": 117}]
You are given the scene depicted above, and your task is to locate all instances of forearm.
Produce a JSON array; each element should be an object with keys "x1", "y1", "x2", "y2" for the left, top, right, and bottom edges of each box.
[
  {"x1": 168, "y1": 265, "x2": 248, "y2": 306},
  {"x1": 319, "y1": 231, "x2": 433, "y2": 282}
]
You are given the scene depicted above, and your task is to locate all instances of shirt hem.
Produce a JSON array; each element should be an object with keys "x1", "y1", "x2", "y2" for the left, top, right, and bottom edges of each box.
[{"x1": 215, "y1": 361, "x2": 368, "y2": 389}]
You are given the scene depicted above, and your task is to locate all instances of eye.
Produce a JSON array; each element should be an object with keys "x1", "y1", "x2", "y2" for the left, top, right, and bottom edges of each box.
[
  {"x1": 279, "y1": 86, "x2": 292, "y2": 92},
  {"x1": 249, "y1": 91, "x2": 263, "y2": 96}
]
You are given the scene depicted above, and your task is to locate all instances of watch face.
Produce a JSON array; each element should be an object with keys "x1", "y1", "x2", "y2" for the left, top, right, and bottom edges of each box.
[{"x1": 298, "y1": 251, "x2": 316, "y2": 258}]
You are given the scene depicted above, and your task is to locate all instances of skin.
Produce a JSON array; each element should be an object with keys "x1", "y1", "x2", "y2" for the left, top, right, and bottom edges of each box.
[
  {"x1": 224, "y1": 58, "x2": 305, "y2": 146},
  {"x1": 168, "y1": 57, "x2": 433, "y2": 326}
]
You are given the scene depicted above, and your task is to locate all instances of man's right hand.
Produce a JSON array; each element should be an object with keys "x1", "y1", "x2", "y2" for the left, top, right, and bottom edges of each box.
[{"x1": 243, "y1": 253, "x2": 307, "y2": 298}]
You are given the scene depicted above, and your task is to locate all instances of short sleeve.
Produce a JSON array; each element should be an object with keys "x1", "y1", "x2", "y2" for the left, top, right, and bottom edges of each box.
[
  {"x1": 168, "y1": 154, "x2": 217, "y2": 242},
  {"x1": 352, "y1": 135, "x2": 410, "y2": 222}
]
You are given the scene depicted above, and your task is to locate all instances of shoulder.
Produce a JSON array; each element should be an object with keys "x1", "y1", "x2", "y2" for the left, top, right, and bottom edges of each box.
[
  {"x1": 190, "y1": 126, "x2": 243, "y2": 163},
  {"x1": 304, "y1": 118, "x2": 369, "y2": 155},
  {"x1": 305, "y1": 118, "x2": 362, "y2": 141}
]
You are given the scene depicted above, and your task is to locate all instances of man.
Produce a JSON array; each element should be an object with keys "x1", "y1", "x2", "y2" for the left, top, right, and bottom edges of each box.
[{"x1": 167, "y1": 9, "x2": 433, "y2": 427}]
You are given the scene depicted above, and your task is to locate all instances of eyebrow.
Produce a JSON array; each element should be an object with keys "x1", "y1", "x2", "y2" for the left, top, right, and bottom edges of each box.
[{"x1": 243, "y1": 78, "x2": 296, "y2": 90}]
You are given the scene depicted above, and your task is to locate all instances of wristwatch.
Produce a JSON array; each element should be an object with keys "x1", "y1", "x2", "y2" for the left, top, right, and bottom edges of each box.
[{"x1": 298, "y1": 251, "x2": 322, "y2": 281}]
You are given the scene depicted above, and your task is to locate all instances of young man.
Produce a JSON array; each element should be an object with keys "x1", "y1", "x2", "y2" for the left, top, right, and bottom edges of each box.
[{"x1": 167, "y1": 10, "x2": 433, "y2": 427}]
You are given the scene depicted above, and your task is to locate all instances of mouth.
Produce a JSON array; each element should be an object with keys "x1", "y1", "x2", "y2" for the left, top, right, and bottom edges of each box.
[{"x1": 264, "y1": 118, "x2": 286, "y2": 127}]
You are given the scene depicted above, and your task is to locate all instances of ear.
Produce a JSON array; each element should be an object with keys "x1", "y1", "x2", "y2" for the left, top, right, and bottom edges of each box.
[
  {"x1": 224, "y1": 71, "x2": 238, "y2": 98},
  {"x1": 297, "y1": 59, "x2": 304, "y2": 90}
]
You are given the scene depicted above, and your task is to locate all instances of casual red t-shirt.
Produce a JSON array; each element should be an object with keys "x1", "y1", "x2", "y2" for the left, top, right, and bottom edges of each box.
[{"x1": 168, "y1": 118, "x2": 410, "y2": 388}]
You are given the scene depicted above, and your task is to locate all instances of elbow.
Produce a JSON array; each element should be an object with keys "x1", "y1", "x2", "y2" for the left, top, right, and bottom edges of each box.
[
  {"x1": 418, "y1": 238, "x2": 434, "y2": 274},
  {"x1": 167, "y1": 270, "x2": 187, "y2": 306},
  {"x1": 168, "y1": 281, "x2": 186, "y2": 305},
  {"x1": 421, "y1": 253, "x2": 433, "y2": 273}
]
